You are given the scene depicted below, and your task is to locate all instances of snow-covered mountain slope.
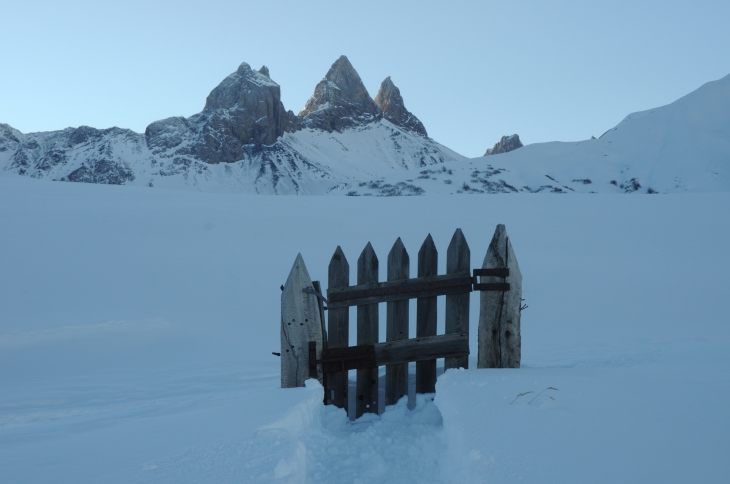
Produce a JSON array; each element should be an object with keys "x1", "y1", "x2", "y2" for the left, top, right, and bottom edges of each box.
[
  {"x1": 370, "y1": 73, "x2": 730, "y2": 195},
  {"x1": 0, "y1": 119, "x2": 462, "y2": 195},
  {"x1": 0, "y1": 57, "x2": 465, "y2": 194}
]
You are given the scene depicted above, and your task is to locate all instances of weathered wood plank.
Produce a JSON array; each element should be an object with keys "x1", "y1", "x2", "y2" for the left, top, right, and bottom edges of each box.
[
  {"x1": 327, "y1": 272, "x2": 472, "y2": 309},
  {"x1": 317, "y1": 332, "x2": 469, "y2": 372},
  {"x1": 478, "y1": 224, "x2": 523, "y2": 368},
  {"x1": 445, "y1": 228, "x2": 470, "y2": 370},
  {"x1": 375, "y1": 332, "x2": 469, "y2": 366},
  {"x1": 329, "y1": 272, "x2": 471, "y2": 301},
  {"x1": 356, "y1": 242, "x2": 379, "y2": 418},
  {"x1": 416, "y1": 234, "x2": 438, "y2": 394},
  {"x1": 327, "y1": 246, "x2": 349, "y2": 408},
  {"x1": 320, "y1": 344, "x2": 376, "y2": 372},
  {"x1": 386, "y1": 238, "x2": 409, "y2": 406},
  {"x1": 280, "y1": 253, "x2": 324, "y2": 388}
]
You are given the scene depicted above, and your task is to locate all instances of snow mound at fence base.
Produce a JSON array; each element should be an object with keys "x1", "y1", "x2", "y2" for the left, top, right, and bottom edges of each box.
[{"x1": 253, "y1": 379, "x2": 446, "y2": 483}]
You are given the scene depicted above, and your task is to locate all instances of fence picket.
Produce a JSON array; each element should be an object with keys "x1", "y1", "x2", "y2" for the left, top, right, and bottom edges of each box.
[
  {"x1": 416, "y1": 234, "x2": 438, "y2": 393},
  {"x1": 445, "y1": 229, "x2": 470, "y2": 370},
  {"x1": 356, "y1": 243, "x2": 379, "y2": 418},
  {"x1": 280, "y1": 254, "x2": 324, "y2": 388},
  {"x1": 478, "y1": 224, "x2": 522, "y2": 368},
  {"x1": 386, "y1": 238, "x2": 409, "y2": 406},
  {"x1": 327, "y1": 247, "x2": 349, "y2": 408}
]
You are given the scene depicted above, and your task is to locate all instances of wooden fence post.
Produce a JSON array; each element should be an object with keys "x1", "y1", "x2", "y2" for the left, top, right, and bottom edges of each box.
[
  {"x1": 385, "y1": 238, "x2": 409, "y2": 406},
  {"x1": 281, "y1": 253, "x2": 324, "y2": 387},
  {"x1": 356, "y1": 242, "x2": 379, "y2": 418},
  {"x1": 478, "y1": 224, "x2": 522, "y2": 368},
  {"x1": 327, "y1": 246, "x2": 349, "y2": 408},
  {"x1": 445, "y1": 228, "x2": 470, "y2": 370},
  {"x1": 416, "y1": 234, "x2": 438, "y2": 393}
]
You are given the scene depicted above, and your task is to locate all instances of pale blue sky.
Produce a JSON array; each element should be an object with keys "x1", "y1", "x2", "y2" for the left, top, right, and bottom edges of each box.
[{"x1": 1, "y1": 0, "x2": 728, "y2": 157}]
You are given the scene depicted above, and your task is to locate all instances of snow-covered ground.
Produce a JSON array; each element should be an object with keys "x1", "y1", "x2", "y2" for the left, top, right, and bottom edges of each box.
[{"x1": 1, "y1": 176, "x2": 729, "y2": 483}]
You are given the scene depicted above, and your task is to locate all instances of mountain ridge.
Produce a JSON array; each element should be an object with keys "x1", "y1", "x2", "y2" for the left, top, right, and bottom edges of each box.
[
  {"x1": 2, "y1": 63, "x2": 729, "y2": 195},
  {"x1": 1, "y1": 56, "x2": 461, "y2": 194}
]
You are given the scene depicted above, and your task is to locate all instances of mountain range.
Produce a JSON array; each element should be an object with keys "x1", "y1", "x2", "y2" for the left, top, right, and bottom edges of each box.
[{"x1": 1, "y1": 57, "x2": 728, "y2": 195}]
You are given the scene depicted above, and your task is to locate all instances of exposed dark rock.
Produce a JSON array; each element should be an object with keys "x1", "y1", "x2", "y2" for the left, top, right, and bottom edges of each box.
[
  {"x1": 0, "y1": 123, "x2": 22, "y2": 153},
  {"x1": 145, "y1": 62, "x2": 301, "y2": 164},
  {"x1": 620, "y1": 178, "x2": 641, "y2": 193},
  {"x1": 484, "y1": 134, "x2": 523, "y2": 156},
  {"x1": 145, "y1": 117, "x2": 190, "y2": 153},
  {"x1": 374, "y1": 77, "x2": 427, "y2": 136},
  {"x1": 63, "y1": 159, "x2": 135, "y2": 185},
  {"x1": 68, "y1": 126, "x2": 104, "y2": 147},
  {"x1": 299, "y1": 55, "x2": 381, "y2": 132}
]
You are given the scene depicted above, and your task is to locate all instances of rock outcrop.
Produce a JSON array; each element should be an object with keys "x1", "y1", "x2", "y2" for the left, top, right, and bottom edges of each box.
[
  {"x1": 145, "y1": 62, "x2": 300, "y2": 164},
  {"x1": 299, "y1": 55, "x2": 381, "y2": 132},
  {"x1": 0, "y1": 123, "x2": 22, "y2": 153},
  {"x1": 484, "y1": 134, "x2": 523, "y2": 156},
  {"x1": 6, "y1": 125, "x2": 139, "y2": 183},
  {"x1": 374, "y1": 77, "x2": 427, "y2": 136}
]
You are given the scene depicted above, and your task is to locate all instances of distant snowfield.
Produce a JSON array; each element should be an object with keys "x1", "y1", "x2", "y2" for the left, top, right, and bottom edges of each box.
[
  {"x1": 376, "y1": 72, "x2": 730, "y2": 196},
  {"x1": 1, "y1": 176, "x2": 729, "y2": 483}
]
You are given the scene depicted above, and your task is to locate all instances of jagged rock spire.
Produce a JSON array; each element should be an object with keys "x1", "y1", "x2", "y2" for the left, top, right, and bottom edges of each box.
[
  {"x1": 374, "y1": 77, "x2": 427, "y2": 137},
  {"x1": 299, "y1": 55, "x2": 381, "y2": 132},
  {"x1": 484, "y1": 134, "x2": 523, "y2": 156},
  {"x1": 203, "y1": 62, "x2": 280, "y2": 111}
]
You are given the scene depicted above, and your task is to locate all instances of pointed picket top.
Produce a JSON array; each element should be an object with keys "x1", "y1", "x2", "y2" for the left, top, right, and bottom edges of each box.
[
  {"x1": 386, "y1": 237, "x2": 409, "y2": 405},
  {"x1": 481, "y1": 224, "x2": 521, "y2": 279},
  {"x1": 478, "y1": 224, "x2": 522, "y2": 369},
  {"x1": 418, "y1": 234, "x2": 438, "y2": 277},
  {"x1": 281, "y1": 253, "x2": 324, "y2": 388},
  {"x1": 447, "y1": 228, "x2": 470, "y2": 273},
  {"x1": 387, "y1": 237, "x2": 409, "y2": 281},
  {"x1": 356, "y1": 241, "x2": 379, "y2": 417},
  {"x1": 329, "y1": 246, "x2": 349, "y2": 289},
  {"x1": 445, "y1": 228, "x2": 470, "y2": 370},
  {"x1": 417, "y1": 233, "x2": 438, "y2": 393},
  {"x1": 327, "y1": 246, "x2": 350, "y2": 408},
  {"x1": 358, "y1": 242, "x2": 379, "y2": 285}
]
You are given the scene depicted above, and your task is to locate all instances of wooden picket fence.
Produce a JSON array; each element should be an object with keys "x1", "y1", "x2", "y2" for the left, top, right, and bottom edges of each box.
[{"x1": 280, "y1": 225, "x2": 522, "y2": 419}]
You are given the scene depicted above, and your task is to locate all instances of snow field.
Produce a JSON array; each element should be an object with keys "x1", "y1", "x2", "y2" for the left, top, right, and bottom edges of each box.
[{"x1": 1, "y1": 176, "x2": 729, "y2": 482}]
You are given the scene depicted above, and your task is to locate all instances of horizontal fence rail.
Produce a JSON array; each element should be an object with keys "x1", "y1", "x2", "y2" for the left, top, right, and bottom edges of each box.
[
  {"x1": 309, "y1": 332, "x2": 469, "y2": 375},
  {"x1": 327, "y1": 272, "x2": 473, "y2": 309}
]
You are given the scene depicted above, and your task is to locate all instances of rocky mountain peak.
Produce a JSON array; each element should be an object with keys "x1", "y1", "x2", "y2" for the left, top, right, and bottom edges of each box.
[
  {"x1": 484, "y1": 134, "x2": 523, "y2": 156},
  {"x1": 298, "y1": 55, "x2": 381, "y2": 132},
  {"x1": 374, "y1": 77, "x2": 427, "y2": 136},
  {"x1": 146, "y1": 61, "x2": 300, "y2": 163},
  {"x1": 203, "y1": 62, "x2": 279, "y2": 111}
]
